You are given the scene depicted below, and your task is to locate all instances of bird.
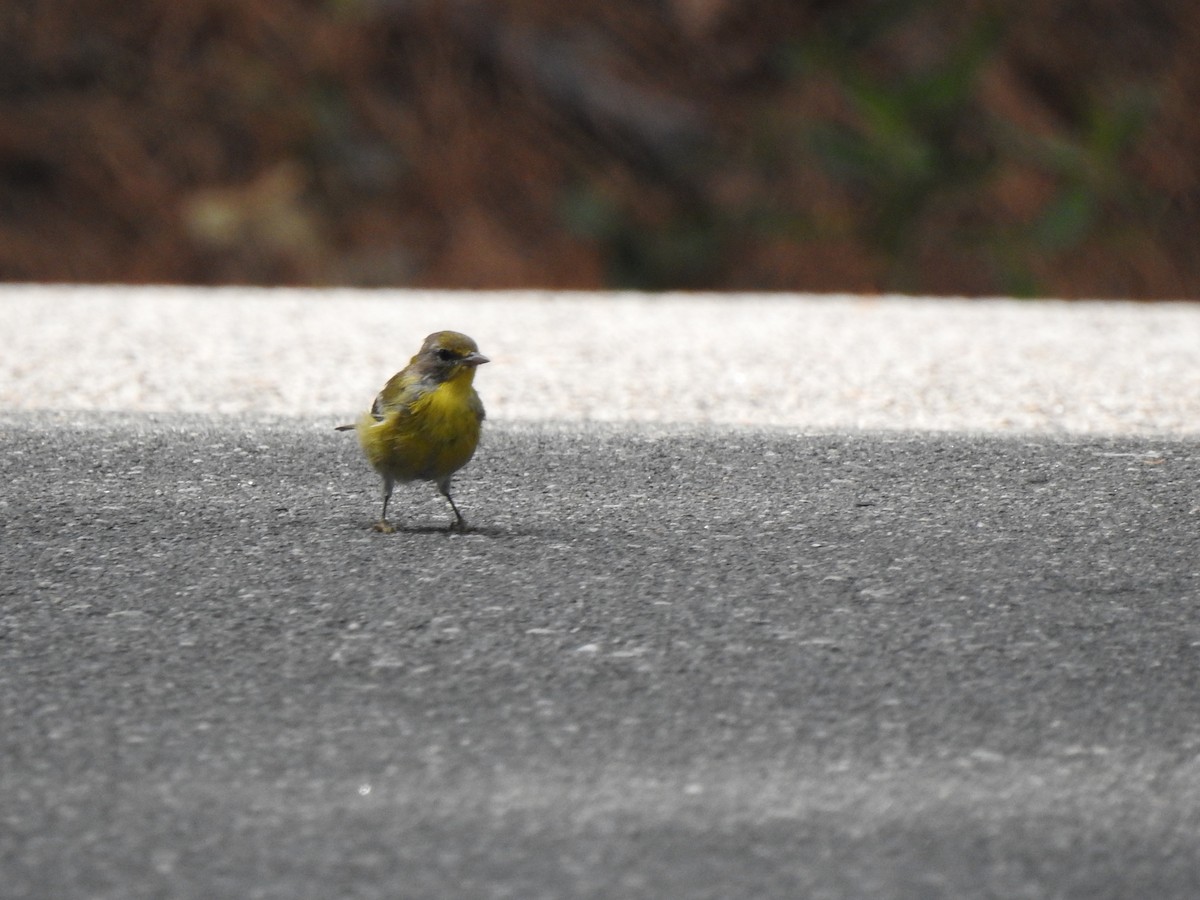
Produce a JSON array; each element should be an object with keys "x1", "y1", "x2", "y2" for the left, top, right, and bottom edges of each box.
[{"x1": 337, "y1": 331, "x2": 488, "y2": 533}]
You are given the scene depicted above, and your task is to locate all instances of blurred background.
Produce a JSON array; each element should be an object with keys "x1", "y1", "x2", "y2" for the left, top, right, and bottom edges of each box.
[{"x1": 1, "y1": 0, "x2": 1197, "y2": 297}]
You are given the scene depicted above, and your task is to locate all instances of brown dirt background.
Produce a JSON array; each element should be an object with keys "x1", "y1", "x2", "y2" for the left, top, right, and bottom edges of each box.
[{"x1": 2, "y1": 0, "x2": 1198, "y2": 297}]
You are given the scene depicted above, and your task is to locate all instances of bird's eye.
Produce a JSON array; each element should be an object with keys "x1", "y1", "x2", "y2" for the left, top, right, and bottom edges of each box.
[{"x1": 436, "y1": 348, "x2": 456, "y2": 361}]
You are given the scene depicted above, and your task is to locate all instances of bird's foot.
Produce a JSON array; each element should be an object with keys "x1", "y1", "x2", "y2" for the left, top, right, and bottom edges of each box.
[{"x1": 372, "y1": 520, "x2": 397, "y2": 534}]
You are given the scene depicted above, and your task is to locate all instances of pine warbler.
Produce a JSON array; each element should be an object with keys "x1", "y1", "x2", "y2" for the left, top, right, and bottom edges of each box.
[{"x1": 337, "y1": 331, "x2": 488, "y2": 532}]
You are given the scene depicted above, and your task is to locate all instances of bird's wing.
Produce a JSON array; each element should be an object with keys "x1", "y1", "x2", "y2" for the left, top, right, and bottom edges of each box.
[
  {"x1": 369, "y1": 391, "x2": 386, "y2": 421},
  {"x1": 372, "y1": 369, "x2": 432, "y2": 420}
]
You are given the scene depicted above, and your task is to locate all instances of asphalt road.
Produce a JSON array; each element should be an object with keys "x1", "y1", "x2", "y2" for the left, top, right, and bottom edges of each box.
[{"x1": 3, "y1": 412, "x2": 1200, "y2": 899}]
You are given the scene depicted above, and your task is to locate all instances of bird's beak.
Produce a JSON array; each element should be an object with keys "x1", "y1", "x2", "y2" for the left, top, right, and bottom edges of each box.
[{"x1": 462, "y1": 352, "x2": 490, "y2": 367}]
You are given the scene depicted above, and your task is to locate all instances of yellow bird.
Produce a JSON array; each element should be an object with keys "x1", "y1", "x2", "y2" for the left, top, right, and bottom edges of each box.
[{"x1": 338, "y1": 331, "x2": 488, "y2": 533}]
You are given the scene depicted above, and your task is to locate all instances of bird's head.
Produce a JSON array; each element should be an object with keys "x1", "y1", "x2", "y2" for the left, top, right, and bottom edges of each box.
[{"x1": 415, "y1": 331, "x2": 490, "y2": 383}]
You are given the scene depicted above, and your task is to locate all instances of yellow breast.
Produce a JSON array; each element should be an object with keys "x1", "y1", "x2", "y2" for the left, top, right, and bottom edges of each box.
[{"x1": 358, "y1": 376, "x2": 483, "y2": 483}]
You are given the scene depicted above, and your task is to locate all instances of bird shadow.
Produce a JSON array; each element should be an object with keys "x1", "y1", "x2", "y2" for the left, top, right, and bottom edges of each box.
[{"x1": 361, "y1": 522, "x2": 539, "y2": 540}]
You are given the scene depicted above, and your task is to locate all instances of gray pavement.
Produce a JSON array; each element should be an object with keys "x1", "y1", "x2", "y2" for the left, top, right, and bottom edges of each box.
[{"x1": 3, "y1": 411, "x2": 1200, "y2": 898}]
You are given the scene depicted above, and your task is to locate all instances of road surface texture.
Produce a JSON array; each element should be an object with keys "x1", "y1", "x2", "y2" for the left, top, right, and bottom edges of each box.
[{"x1": 2, "y1": 288, "x2": 1200, "y2": 899}]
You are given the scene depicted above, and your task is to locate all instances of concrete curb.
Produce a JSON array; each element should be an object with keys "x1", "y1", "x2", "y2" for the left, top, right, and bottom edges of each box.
[{"x1": 4, "y1": 285, "x2": 1198, "y2": 435}]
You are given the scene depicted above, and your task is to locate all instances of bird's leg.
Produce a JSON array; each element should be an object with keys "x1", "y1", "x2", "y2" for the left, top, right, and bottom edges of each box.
[
  {"x1": 438, "y1": 479, "x2": 468, "y2": 531},
  {"x1": 373, "y1": 475, "x2": 397, "y2": 533}
]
